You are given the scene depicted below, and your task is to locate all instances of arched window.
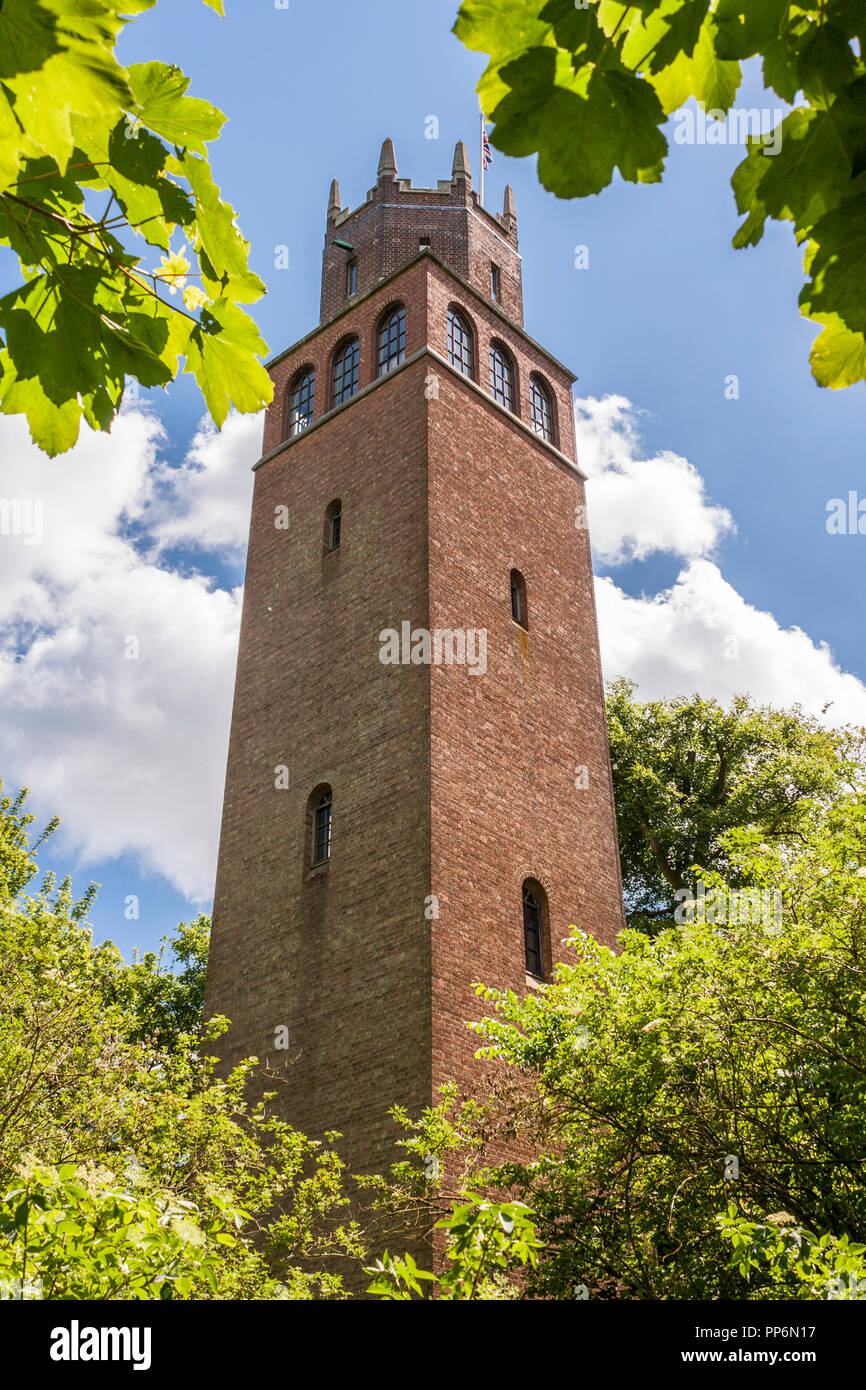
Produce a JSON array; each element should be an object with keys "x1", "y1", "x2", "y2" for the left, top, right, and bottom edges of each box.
[
  {"x1": 287, "y1": 367, "x2": 315, "y2": 437},
  {"x1": 522, "y1": 881, "x2": 546, "y2": 979},
  {"x1": 529, "y1": 374, "x2": 554, "y2": 443},
  {"x1": 489, "y1": 341, "x2": 515, "y2": 411},
  {"x1": 332, "y1": 337, "x2": 359, "y2": 406},
  {"x1": 309, "y1": 786, "x2": 333, "y2": 868},
  {"x1": 377, "y1": 306, "x2": 406, "y2": 376},
  {"x1": 447, "y1": 306, "x2": 474, "y2": 378},
  {"x1": 510, "y1": 569, "x2": 528, "y2": 629},
  {"x1": 324, "y1": 498, "x2": 341, "y2": 552}
]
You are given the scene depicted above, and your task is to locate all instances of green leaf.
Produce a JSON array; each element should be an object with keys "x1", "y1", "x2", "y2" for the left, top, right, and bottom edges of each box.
[
  {"x1": 802, "y1": 194, "x2": 866, "y2": 335},
  {"x1": 0, "y1": 0, "x2": 133, "y2": 170},
  {"x1": 185, "y1": 298, "x2": 271, "y2": 426},
  {"x1": 73, "y1": 119, "x2": 194, "y2": 250},
  {"x1": 127, "y1": 61, "x2": 225, "y2": 156},
  {"x1": 648, "y1": 15, "x2": 741, "y2": 114},
  {"x1": 807, "y1": 311, "x2": 866, "y2": 388},
  {"x1": 483, "y1": 46, "x2": 668, "y2": 198},
  {"x1": 713, "y1": 0, "x2": 789, "y2": 61},
  {"x1": 177, "y1": 151, "x2": 254, "y2": 281},
  {"x1": 733, "y1": 108, "x2": 853, "y2": 246},
  {"x1": 797, "y1": 22, "x2": 858, "y2": 105},
  {"x1": 454, "y1": 0, "x2": 554, "y2": 59},
  {"x1": 0, "y1": 354, "x2": 82, "y2": 454}
]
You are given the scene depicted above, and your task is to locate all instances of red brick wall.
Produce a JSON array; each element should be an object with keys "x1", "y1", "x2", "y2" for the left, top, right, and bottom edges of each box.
[
  {"x1": 206, "y1": 359, "x2": 434, "y2": 1182},
  {"x1": 425, "y1": 362, "x2": 624, "y2": 1117}
]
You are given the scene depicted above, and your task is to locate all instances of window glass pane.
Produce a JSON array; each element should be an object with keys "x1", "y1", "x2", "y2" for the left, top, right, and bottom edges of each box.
[
  {"x1": 447, "y1": 309, "x2": 474, "y2": 378},
  {"x1": 378, "y1": 308, "x2": 406, "y2": 376},
  {"x1": 530, "y1": 377, "x2": 553, "y2": 442},
  {"x1": 523, "y1": 889, "x2": 542, "y2": 976},
  {"x1": 332, "y1": 339, "x2": 359, "y2": 405},
  {"x1": 346, "y1": 259, "x2": 357, "y2": 297},
  {"x1": 289, "y1": 370, "x2": 315, "y2": 436},
  {"x1": 489, "y1": 344, "x2": 514, "y2": 410},
  {"x1": 314, "y1": 795, "x2": 332, "y2": 864}
]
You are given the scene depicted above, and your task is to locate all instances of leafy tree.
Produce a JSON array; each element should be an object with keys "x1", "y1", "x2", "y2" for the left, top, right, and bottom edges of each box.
[
  {"x1": 606, "y1": 679, "x2": 859, "y2": 931},
  {"x1": 0, "y1": 1161, "x2": 234, "y2": 1301},
  {"x1": 455, "y1": 0, "x2": 866, "y2": 389},
  {"x1": 718, "y1": 1207, "x2": 866, "y2": 1300},
  {"x1": 0, "y1": 0, "x2": 272, "y2": 455},
  {"x1": 378, "y1": 791, "x2": 866, "y2": 1298},
  {"x1": 103, "y1": 914, "x2": 210, "y2": 1050},
  {"x1": 367, "y1": 1195, "x2": 541, "y2": 1300},
  {"x1": 0, "y1": 782, "x2": 363, "y2": 1298}
]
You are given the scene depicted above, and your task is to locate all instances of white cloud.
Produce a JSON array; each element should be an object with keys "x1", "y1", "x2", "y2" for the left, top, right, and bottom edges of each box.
[
  {"x1": 0, "y1": 391, "x2": 862, "y2": 910},
  {"x1": 595, "y1": 563, "x2": 866, "y2": 724},
  {"x1": 0, "y1": 408, "x2": 256, "y2": 901},
  {"x1": 581, "y1": 395, "x2": 866, "y2": 726},
  {"x1": 147, "y1": 411, "x2": 261, "y2": 555},
  {"x1": 576, "y1": 394, "x2": 735, "y2": 564}
]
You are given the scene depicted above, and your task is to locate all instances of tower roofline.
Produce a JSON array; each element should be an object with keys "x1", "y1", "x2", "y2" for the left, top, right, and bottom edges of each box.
[
  {"x1": 332, "y1": 183, "x2": 516, "y2": 241},
  {"x1": 267, "y1": 248, "x2": 577, "y2": 385}
]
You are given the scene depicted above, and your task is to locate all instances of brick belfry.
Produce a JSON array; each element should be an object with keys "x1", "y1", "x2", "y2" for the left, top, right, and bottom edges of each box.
[{"x1": 205, "y1": 138, "x2": 624, "y2": 1276}]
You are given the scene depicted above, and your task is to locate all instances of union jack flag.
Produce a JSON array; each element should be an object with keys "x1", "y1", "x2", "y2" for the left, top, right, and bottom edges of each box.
[{"x1": 482, "y1": 118, "x2": 493, "y2": 170}]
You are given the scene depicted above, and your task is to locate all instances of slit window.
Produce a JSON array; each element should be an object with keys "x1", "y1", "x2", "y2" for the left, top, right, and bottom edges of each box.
[
  {"x1": 325, "y1": 499, "x2": 341, "y2": 551},
  {"x1": 510, "y1": 569, "x2": 527, "y2": 628},
  {"x1": 523, "y1": 885, "x2": 544, "y2": 979},
  {"x1": 312, "y1": 789, "x2": 332, "y2": 867},
  {"x1": 346, "y1": 259, "x2": 357, "y2": 297}
]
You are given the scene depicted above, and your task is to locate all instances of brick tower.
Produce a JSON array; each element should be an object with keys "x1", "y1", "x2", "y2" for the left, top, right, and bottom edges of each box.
[{"x1": 205, "y1": 139, "x2": 624, "y2": 1267}]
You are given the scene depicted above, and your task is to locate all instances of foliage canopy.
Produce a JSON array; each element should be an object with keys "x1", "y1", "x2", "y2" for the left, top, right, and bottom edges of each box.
[
  {"x1": 455, "y1": 0, "x2": 866, "y2": 390},
  {"x1": 0, "y1": 0, "x2": 272, "y2": 455}
]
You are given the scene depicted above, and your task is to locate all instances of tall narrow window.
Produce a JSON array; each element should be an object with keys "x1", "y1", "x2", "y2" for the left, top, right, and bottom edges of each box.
[
  {"x1": 447, "y1": 306, "x2": 474, "y2": 379},
  {"x1": 530, "y1": 374, "x2": 554, "y2": 443},
  {"x1": 490, "y1": 262, "x2": 501, "y2": 303},
  {"x1": 377, "y1": 306, "x2": 406, "y2": 376},
  {"x1": 324, "y1": 498, "x2": 341, "y2": 552},
  {"x1": 311, "y1": 788, "x2": 332, "y2": 867},
  {"x1": 332, "y1": 337, "x2": 359, "y2": 406},
  {"x1": 489, "y1": 341, "x2": 515, "y2": 411},
  {"x1": 510, "y1": 569, "x2": 528, "y2": 628},
  {"x1": 287, "y1": 367, "x2": 315, "y2": 437},
  {"x1": 346, "y1": 258, "x2": 357, "y2": 297},
  {"x1": 522, "y1": 883, "x2": 545, "y2": 979}
]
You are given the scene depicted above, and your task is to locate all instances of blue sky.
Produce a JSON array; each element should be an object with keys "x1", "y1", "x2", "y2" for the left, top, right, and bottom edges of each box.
[{"x1": 1, "y1": 0, "x2": 864, "y2": 962}]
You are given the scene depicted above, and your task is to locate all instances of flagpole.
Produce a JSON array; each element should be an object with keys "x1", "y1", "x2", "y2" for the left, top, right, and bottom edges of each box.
[{"x1": 479, "y1": 101, "x2": 485, "y2": 208}]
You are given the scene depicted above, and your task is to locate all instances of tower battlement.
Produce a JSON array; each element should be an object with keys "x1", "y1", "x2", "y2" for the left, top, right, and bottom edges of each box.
[{"x1": 320, "y1": 138, "x2": 523, "y2": 326}]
